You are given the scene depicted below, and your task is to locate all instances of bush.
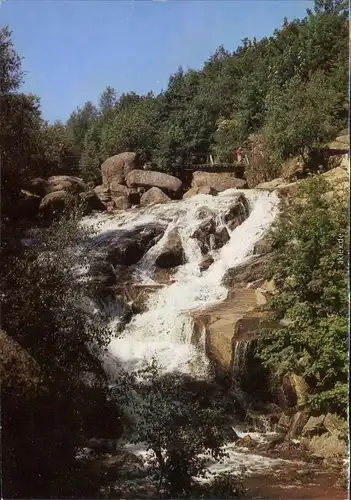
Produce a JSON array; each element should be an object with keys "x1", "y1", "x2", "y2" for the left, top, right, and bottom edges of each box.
[
  {"x1": 115, "y1": 361, "x2": 232, "y2": 498},
  {"x1": 256, "y1": 176, "x2": 348, "y2": 415}
]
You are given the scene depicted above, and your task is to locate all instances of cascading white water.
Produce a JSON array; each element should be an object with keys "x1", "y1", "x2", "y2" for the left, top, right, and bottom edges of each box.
[{"x1": 82, "y1": 188, "x2": 279, "y2": 380}]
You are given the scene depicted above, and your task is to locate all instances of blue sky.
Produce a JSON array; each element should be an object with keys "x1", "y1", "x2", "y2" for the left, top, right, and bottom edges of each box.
[{"x1": 1, "y1": 0, "x2": 313, "y2": 123}]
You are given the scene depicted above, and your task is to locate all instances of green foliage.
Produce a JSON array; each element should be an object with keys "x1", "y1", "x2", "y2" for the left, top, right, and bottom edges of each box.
[
  {"x1": 71, "y1": 8, "x2": 348, "y2": 182},
  {"x1": 257, "y1": 177, "x2": 348, "y2": 415},
  {"x1": 115, "y1": 361, "x2": 232, "y2": 497},
  {"x1": 100, "y1": 93, "x2": 162, "y2": 161}
]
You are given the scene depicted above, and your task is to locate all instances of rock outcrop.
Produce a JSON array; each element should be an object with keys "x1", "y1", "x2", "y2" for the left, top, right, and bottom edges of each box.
[
  {"x1": 79, "y1": 191, "x2": 106, "y2": 212},
  {"x1": 140, "y1": 187, "x2": 171, "y2": 206},
  {"x1": 183, "y1": 186, "x2": 218, "y2": 199},
  {"x1": 109, "y1": 181, "x2": 129, "y2": 198},
  {"x1": 101, "y1": 152, "x2": 141, "y2": 187},
  {"x1": 192, "y1": 288, "x2": 272, "y2": 376},
  {"x1": 113, "y1": 196, "x2": 131, "y2": 210},
  {"x1": 89, "y1": 224, "x2": 165, "y2": 267},
  {"x1": 199, "y1": 254, "x2": 214, "y2": 271},
  {"x1": 94, "y1": 185, "x2": 111, "y2": 203},
  {"x1": 47, "y1": 175, "x2": 87, "y2": 194},
  {"x1": 155, "y1": 228, "x2": 185, "y2": 268},
  {"x1": 191, "y1": 171, "x2": 248, "y2": 191},
  {"x1": 192, "y1": 219, "x2": 230, "y2": 254},
  {"x1": 223, "y1": 193, "x2": 250, "y2": 230},
  {"x1": 126, "y1": 170, "x2": 182, "y2": 196},
  {"x1": 39, "y1": 190, "x2": 75, "y2": 218}
]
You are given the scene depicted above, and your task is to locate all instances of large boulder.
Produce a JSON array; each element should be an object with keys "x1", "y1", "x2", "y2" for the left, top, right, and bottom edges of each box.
[
  {"x1": 39, "y1": 190, "x2": 75, "y2": 218},
  {"x1": 47, "y1": 175, "x2": 86, "y2": 194},
  {"x1": 301, "y1": 415, "x2": 326, "y2": 437},
  {"x1": 101, "y1": 152, "x2": 141, "y2": 187},
  {"x1": 191, "y1": 288, "x2": 271, "y2": 376},
  {"x1": 113, "y1": 196, "x2": 131, "y2": 211},
  {"x1": 183, "y1": 186, "x2": 218, "y2": 199},
  {"x1": 222, "y1": 255, "x2": 269, "y2": 289},
  {"x1": 89, "y1": 224, "x2": 165, "y2": 267},
  {"x1": 27, "y1": 177, "x2": 49, "y2": 197},
  {"x1": 140, "y1": 187, "x2": 171, "y2": 206},
  {"x1": 109, "y1": 181, "x2": 129, "y2": 198},
  {"x1": 94, "y1": 185, "x2": 111, "y2": 203},
  {"x1": 155, "y1": 228, "x2": 185, "y2": 268},
  {"x1": 192, "y1": 219, "x2": 230, "y2": 255},
  {"x1": 191, "y1": 171, "x2": 248, "y2": 191},
  {"x1": 126, "y1": 170, "x2": 182, "y2": 196},
  {"x1": 79, "y1": 191, "x2": 106, "y2": 212},
  {"x1": 199, "y1": 254, "x2": 214, "y2": 271}
]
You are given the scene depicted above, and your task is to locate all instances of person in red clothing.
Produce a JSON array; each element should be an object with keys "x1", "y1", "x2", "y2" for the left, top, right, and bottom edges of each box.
[{"x1": 236, "y1": 146, "x2": 243, "y2": 163}]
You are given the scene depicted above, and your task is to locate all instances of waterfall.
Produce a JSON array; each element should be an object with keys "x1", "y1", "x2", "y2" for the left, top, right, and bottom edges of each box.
[{"x1": 81, "y1": 189, "x2": 279, "y2": 380}]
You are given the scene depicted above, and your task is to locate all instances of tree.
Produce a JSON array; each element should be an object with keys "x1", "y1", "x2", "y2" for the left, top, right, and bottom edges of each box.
[
  {"x1": 257, "y1": 177, "x2": 348, "y2": 415},
  {"x1": 66, "y1": 101, "x2": 98, "y2": 159},
  {"x1": 0, "y1": 25, "x2": 23, "y2": 95},
  {"x1": 100, "y1": 94, "x2": 162, "y2": 161},
  {"x1": 1, "y1": 211, "x2": 114, "y2": 498},
  {"x1": 115, "y1": 361, "x2": 232, "y2": 498},
  {"x1": 99, "y1": 85, "x2": 117, "y2": 114},
  {"x1": 79, "y1": 118, "x2": 104, "y2": 183}
]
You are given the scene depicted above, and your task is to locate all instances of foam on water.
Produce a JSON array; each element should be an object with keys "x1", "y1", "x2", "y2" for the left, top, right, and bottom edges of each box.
[{"x1": 82, "y1": 189, "x2": 279, "y2": 378}]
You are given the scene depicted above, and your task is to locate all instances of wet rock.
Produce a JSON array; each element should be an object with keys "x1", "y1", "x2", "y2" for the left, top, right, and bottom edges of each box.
[
  {"x1": 195, "y1": 206, "x2": 216, "y2": 220},
  {"x1": 223, "y1": 193, "x2": 250, "y2": 231},
  {"x1": 183, "y1": 186, "x2": 218, "y2": 199},
  {"x1": 153, "y1": 268, "x2": 176, "y2": 285},
  {"x1": 140, "y1": 187, "x2": 171, "y2": 206},
  {"x1": 236, "y1": 434, "x2": 255, "y2": 448},
  {"x1": 92, "y1": 224, "x2": 165, "y2": 267},
  {"x1": 301, "y1": 415, "x2": 326, "y2": 437},
  {"x1": 222, "y1": 255, "x2": 269, "y2": 289},
  {"x1": 126, "y1": 169, "x2": 182, "y2": 196},
  {"x1": 89, "y1": 261, "x2": 117, "y2": 291},
  {"x1": 192, "y1": 219, "x2": 230, "y2": 255},
  {"x1": 199, "y1": 254, "x2": 214, "y2": 271},
  {"x1": 155, "y1": 228, "x2": 186, "y2": 268}
]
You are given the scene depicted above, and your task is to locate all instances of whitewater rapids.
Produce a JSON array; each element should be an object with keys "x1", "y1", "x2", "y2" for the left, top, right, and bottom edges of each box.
[{"x1": 82, "y1": 188, "x2": 279, "y2": 379}]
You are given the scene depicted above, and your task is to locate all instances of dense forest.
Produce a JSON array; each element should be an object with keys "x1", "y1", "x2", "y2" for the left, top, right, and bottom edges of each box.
[{"x1": 0, "y1": 0, "x2": 349, "y2": 498}]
